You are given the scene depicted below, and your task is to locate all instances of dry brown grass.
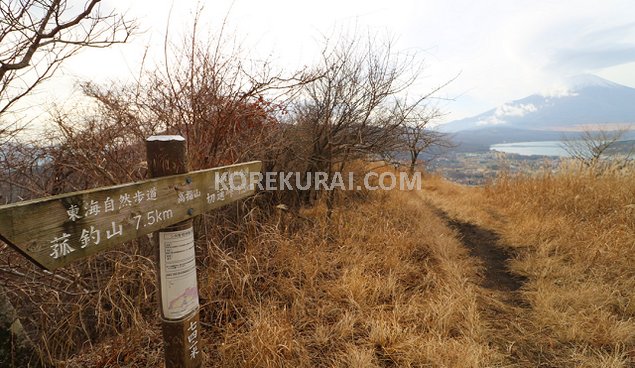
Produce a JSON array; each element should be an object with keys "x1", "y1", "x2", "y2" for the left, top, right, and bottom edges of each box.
[
  {"x1": 422, "y1": 163, "x2": 635, "y2": 367},
  {"x1": 201, "y1": 189, "x2": 499, "y2": 367},
  {"x1": 60, "y1": 189, "x2": 500, "y2": 367},
  {"x1": 20, "y1": 159, "x2": 635, "y2": 367}
]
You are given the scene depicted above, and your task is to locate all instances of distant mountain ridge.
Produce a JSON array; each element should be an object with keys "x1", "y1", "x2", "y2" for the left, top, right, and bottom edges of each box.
[{"x1": 440, "y1": 74, "x2": 635, "y2": 133}]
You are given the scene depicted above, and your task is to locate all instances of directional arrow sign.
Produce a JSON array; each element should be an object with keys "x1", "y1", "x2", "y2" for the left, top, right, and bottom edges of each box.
[{"x1": 0, "y1": 161, "x2": 261, "y2": 271}]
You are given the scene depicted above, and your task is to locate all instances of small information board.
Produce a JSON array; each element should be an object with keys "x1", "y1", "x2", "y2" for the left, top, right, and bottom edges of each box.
[{"x1": 159, "y1": 227, "x2": 198, "y2": 319}]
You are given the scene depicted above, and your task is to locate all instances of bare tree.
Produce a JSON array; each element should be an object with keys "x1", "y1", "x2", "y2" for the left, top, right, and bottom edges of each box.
[
  {"x1": 561, "y1": 127, "x2": 633, "y2": 168},
  {"x1": 397, "y1": 104, "x2": 453, "y2": 174},
  {"x1": 282, "y1": 34, "x2": 453, "y2": 215},
  {"x1": 0, "y1": 0, "x2": 136, "y2": 137}
]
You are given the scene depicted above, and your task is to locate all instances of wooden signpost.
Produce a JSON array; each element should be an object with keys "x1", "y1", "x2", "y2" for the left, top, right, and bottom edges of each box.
[{"x1": 0, "y1": 135, "x2": 262, "y2": 367}]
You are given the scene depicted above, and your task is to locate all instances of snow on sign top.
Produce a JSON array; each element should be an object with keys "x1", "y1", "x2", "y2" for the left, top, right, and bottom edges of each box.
[{"x1": 147, "y1": 135, "x2": 186, "y2": 142}]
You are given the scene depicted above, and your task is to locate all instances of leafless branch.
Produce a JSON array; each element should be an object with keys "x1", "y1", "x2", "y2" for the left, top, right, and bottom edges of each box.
[
  {"x1": 0, "y1": 0, "x2": 137, "y2": 133},
  {"x1": 561, "y1": 127, "x2": 633, "y2": 169}
]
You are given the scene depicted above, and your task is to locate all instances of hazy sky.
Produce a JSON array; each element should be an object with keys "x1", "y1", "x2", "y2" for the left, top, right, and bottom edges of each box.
[{"x1": 22, "y1": 0, "x2": 635, "y2": 126}]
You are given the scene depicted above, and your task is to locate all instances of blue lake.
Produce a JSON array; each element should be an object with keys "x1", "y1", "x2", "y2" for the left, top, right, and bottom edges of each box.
[{"x1": 490, "y1": 141, "x2": 570, "y2": 157}]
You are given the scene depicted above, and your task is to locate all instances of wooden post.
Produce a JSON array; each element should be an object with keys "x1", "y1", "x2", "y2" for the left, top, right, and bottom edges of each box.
[{"x1": 146, "y1": 135, "x2": 202, "y2": 368}]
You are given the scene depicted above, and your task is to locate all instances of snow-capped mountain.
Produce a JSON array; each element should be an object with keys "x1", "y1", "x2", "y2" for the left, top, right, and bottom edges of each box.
[{"x1": 440, "y1": 75, "x2": 635, "y2": 132}]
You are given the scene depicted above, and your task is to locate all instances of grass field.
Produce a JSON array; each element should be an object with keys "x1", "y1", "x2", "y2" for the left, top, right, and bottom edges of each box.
[
  {"x1": 20, "y1": 164, "x2": 635, "y2": 367},
  {"x1": 60, "y1": 189, "x2": 500, "y2": 367},
  {"x1": 422, "y1": 164, "x2": 635, "y2": 367}
]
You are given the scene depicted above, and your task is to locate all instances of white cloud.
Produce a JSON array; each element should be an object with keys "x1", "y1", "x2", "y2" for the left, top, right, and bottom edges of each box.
[
  {"x1": 476, "y1": 116, "x2": 506, "y2": 126},
  {"x1": 495, "y1": 103, "x2": 537, "y2": 118},
  {"x1": 475, "y1": 102, "x2": 538, "y2": 126},
  {"x1": 541, "y1": 88, "x2": 579, "y2": 98}
]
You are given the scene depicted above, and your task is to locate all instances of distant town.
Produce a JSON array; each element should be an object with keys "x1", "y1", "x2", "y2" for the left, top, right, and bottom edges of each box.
[{"x1": 428, "y1": 150, "x2": 561, "y2": 185}]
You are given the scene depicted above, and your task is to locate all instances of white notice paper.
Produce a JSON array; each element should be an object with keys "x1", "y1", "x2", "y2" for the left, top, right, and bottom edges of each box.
[{"x1": 159, "y1": 227, "x2": 199, "y2": 319}]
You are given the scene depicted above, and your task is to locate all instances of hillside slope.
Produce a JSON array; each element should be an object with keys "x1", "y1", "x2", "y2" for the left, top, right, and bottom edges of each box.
[
  {"x1": 26, "y1": 168, "x2": 635, "y2": 367},
  {"x1": 422, "y1": 168, "x2": 635, "y2": 367},
  {"x1": 62, "y1": 190, "x2": 501, "y2": 367}
]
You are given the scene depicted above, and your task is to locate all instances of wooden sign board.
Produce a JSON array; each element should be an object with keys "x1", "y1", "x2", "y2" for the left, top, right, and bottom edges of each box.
[{"x1": 0, "y1": 161, "x2": 261, "y2": 271}]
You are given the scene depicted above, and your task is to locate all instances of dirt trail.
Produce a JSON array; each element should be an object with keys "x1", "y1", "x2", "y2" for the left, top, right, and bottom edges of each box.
[
  {"x1": 435, "y1": 208, "x2": 543, "y2": 366},
  {"x1": 444, "y1": 215, "x2": 526, "y2": 293},
  {"x1": 433, "y1": 208, "x2": 526, "y2": 293}
]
